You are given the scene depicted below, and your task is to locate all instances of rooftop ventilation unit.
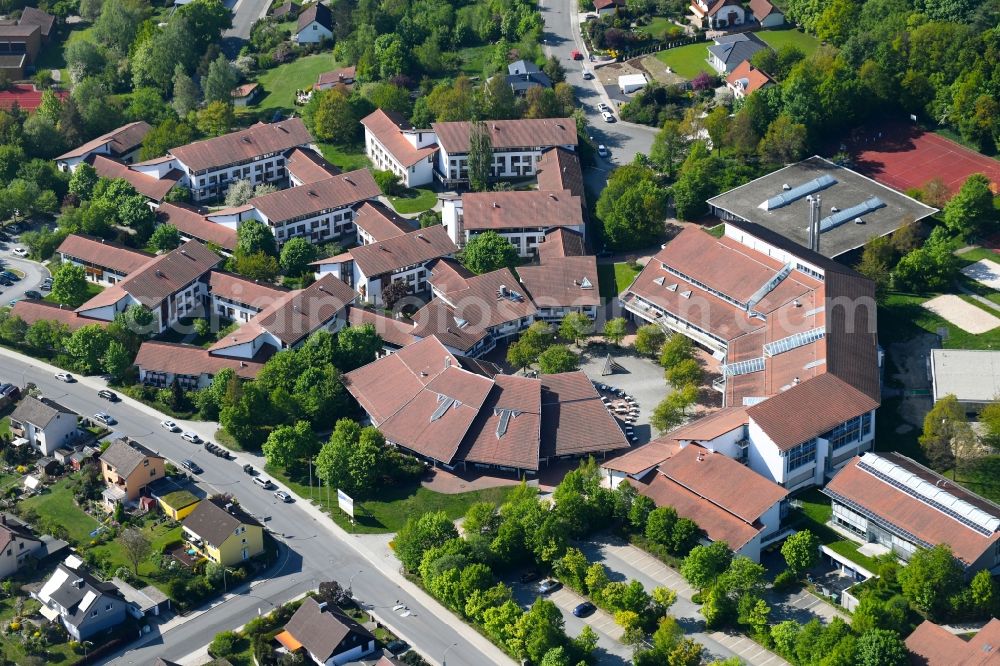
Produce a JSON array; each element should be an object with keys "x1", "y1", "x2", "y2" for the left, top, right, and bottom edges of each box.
[
  {"x1": 241, "y1": 136, "x2": 252, "y2": 143},
  {"x1": 762, "y1": 174, "x2": 836, "y2": 210},
  {"x1": 653, "y1": 276, "x2": 664, "y2": 286},
  {"x1": 680, "y1": 290, "x2": 691, "y2": 299},
  {"x1": 819, "y1": 197, "x2": 884, "y2": 232}
]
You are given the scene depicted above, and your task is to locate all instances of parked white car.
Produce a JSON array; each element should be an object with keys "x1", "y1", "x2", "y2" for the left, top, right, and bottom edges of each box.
[
  {"x1": 11, "y1": 247, "x2": 28, "y2": 257},
  {"x1": 601, "y1": 111, "x2": 615, "y2": 123},
  {"x1": 181, "y1": 431, "x2": 201, "y2": 443},
  {"x1": 161, "y1": 420, "x2": 181, "y2": 432}
]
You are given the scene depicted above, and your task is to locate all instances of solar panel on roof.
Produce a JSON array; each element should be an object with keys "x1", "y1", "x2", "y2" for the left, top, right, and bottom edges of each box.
[
  {"x1": 819, "y1": 197, "x2": 885, "y2": 232},
  {"x1": 762, "y1": 174, "x2": 836, "y2": 210}
]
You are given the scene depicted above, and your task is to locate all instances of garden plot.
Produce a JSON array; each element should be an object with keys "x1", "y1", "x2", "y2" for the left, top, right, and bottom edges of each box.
[
  {"x1": 962, "y1": 259, "x2": 1000, "y2": 291},
  {"x1": 923, "y1": 294, "x2": 1000, "y2": 334}
]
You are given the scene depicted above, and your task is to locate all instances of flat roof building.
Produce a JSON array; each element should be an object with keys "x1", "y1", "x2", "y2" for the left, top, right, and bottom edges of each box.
[
  {"x1": 708, "y1": 156, "x2": 936, "y2": 258},
  {"x1": 930, "y1": 349, "x2": 1000, "y2": 413}
]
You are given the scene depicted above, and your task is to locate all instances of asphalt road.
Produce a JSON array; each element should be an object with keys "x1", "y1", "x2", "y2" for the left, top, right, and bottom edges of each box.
[
  {"x1": 0, "y1": 251, "x2": 50, "y2": 305},
  {"x1": 0, "y1": 351, "x2": 509, "y2": 666},
  {"x1": 222, "y1": 0, "x2": 272, "y2": 54},
  {"x1": 538, "y1": 0, "x2": 657, "y2": 177}
]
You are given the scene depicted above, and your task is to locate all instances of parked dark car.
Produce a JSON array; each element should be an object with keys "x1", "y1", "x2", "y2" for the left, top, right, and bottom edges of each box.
[
  {"x1": 243, "y1": 464, "x2": 257, "y2": 475},
  {"x1": 98, "y1": 389, "x2": 119, "y2": 401},
  {"x1": 519, "y1": 569, "x2": 541, "y2": 584},
  {"x1": 23, "y1": 290, "x2": 41, "y2": 299},
  {"x1": 572, "y1": 601, "x2": 596, "y2": 617}
]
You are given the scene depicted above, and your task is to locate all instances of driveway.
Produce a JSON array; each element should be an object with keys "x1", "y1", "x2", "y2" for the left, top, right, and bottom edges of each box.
[
  {"x1": 222, "y1": 0, "x2": 271, "y2": 53},
  {"x1": 577, "y1": 535, "x2": 790, "y2": 666},
  {"x1": 0, "y1": 251, "x2": 51, "y2": 305}
]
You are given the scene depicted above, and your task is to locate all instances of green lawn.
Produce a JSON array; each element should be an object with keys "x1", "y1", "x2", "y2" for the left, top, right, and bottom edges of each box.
[
  {"x1": 757, "y1": 28, "x2": 821, "y2": 56},
  {"x1": 90, "y1": 520, "x2": 183, "y2": 584},
  {"x1": 458, "y1": 45, "x2": 492, "y2": 78},
  {"x1": 957, "y1": 247, "x2": 1000, "y2": 264},
  {"x1": 255, "y1": 54, "x2": 341, "y2": 113},
  {"x1": 44, "y1": 280, "x2": 104, "y2": 307},
  {"x1": 0, "y1": 415, "x2": 8, "y2": 438},
  {"x1": 880, "y1": 291, "x2": 1000, "y2": 350},
  {"x1": 20, "y1": 477, "x2": 100, "y2": 546},
  {"x1": 792, "y1": 489, "x2": 880, "y2": 573},
  {"x1": 267, "y1": 465, "x2": 519, "y2": 534},
  {"x1": 638, "y1": 17, "x2": 683, "y2": 41},
  {"x1": 37, "y1": 23, "x2": 96, "y2": 84},
  {"x1": 706, "y1": 223, "x2": 725, "y2": 238},
  {"x1": 388, "y1": 188, "x2": 437, "y2": 214},
  {"x1": 596, "y1": 261, "x2": 642, "y2": 298},
  {"x1": 0, "y1": 596, "x2": 79, "y2": 665},
  {"x1": 317, "y1": 142, "x2": 372, "y2": 171},
  {"x1": 655, "y1": 42, "x2": 713, "y2": 80}
]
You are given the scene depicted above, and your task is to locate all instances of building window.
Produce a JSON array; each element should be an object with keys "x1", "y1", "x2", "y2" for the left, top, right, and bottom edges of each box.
[
  {"x1": 824, "y1": 413, "x2": 873, "y2": 450},
  {"x1": 786, "y1": 438, "x2": 817, "y2": 471}
]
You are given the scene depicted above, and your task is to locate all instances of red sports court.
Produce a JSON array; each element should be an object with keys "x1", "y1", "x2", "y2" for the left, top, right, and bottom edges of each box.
[
  {"x1": 0, "y1": 84, "x2": 68, "y2": 112},
  {"x1": 847, "y1": 122, "x2": 1000, "y2": 196}
]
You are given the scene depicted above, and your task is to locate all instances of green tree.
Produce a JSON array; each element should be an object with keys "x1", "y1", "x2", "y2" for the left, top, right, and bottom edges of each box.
[
  {"x1": 666, "y1": 357, "x2": 702, "y2": 388},
  {"x1": 230, "y1": 251, "x2": 280, "y2": 282},
  {"x1": 538, "y1": 345, "x2": 579, "y2": 374},
  {"x1": 25, "y1": 319, "x2": 69, "y2": 353},
  {"x1": 559, "y1": 312, "x2": 593, "y2": 347},
  {"x1": 348, "y1": 427, "x2": 385, "y2": 496},
  {"x1": 140, "y1": 118, "x2": 197, "y2": 160},
  {"x1": 50, "y1": 263, "x2": 90, "y2": 308},
  {"x1": 461, "y1": 231, "x2": 518, "y2": 274},
  {"x1": 645, "y1": 506, "x2": 678, "y2": 547},
  {"x1": 634, "y1": 324, "x2": 666, "y2": 357},
  {"x1": 310, "y1": 89, "x2": 359, "y2": 144},
  {"x1": 316, "y1": 418, "x2": 358, "y2": 495},
  {"x1": 101, "y1": 341, "x2": 133, "y2": 380},
  {"x1": 236, "y1": 219, "x2": 278, "y2": 257},
  {"x1": 196, "y1": 101, "x2": 235, "y2": 136},
  {"x1": 681, "y1": 541, "x2": 732, "y2": 590},
  {"x1": 149, "y1": 224, "x2": 181, "y2": 252},
  {"x1": 333, "y1": 324, "x2": 383, "y2": 372},
  {"x1": 599, "y1": 172, "x2": 669, "y2": 249},
  {"x1": 758, "y1": 114, "x2": 807, "y2": 165},
  {"x1": 659, "y1": 333, "x2": 693, "y2": 370},
  {"x1": 262, "y1": 420, "x2": 315, "y2": 469},
  {"x1": 65, "y1": 324, "x2": 113, "y2": 374},
  {"x1": 68, "y1": 162, "x2": 99, "y2": 200},
  {"x1": 177, "y1": 0, "x2": 233, "y2": 53},
  {"x1": 554, "y1": 547, "x2": 590, "y2": 592},
  {"x1": 855, "y1": 629, "x2": 907, "y2": 666},
  {"x1": 394, "y1": 511, "x2": 460, "y2": 573},
  {"x1": 172, "y1": 65, "x2": 201, "y2": 117},
  {"x1": 279, "y1": 237, "x2": 317, "y2": 276},
  {"x1": 203, "y1": 54, "x2": 239, "y2": 105},
  {"x1": 918, "y1": 394, "x2": 968, "y2": 472},
  {"x1": 467, "y1": 120, "x2": 493, "y2": 192},
  {"x1": 651, "y1": 393, "x2": 685, "y2": 433},
  {"x1": 943, "y1": 173, "x2": 994, "y2": 237},
  {"x1": 970, "y1": 568, "x2": 997, "y2": 615},
  {"x1": 898, "y1": 544, "x2": 964, "y2": 618},
  {"x1": 511, "y1": 598, "x2": 566, "y2": 664},
  {"x1": 650, "y1": 119, "x2": 687, "y2": 177},
  {"x1": 781, "y1": 529, "x2": 820, "y2": 575},
  {"x1": 603, "y1": 317, "x2": 627, "y2": 346}
]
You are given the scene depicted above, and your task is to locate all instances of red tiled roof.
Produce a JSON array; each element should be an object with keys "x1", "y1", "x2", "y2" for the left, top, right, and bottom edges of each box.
[
  {"x1": 349, "y1": 224, "x2": 457, "y2": 277},
  {"x1": 345, "y1": 306, "x2": 418, "y2": 349},
  {"x1": 460, "y1": 190, "x2": 584, "y2": 232},
  {"x1": 157, "y1": 203, "x2": 238, "y2": 252},
  {"x1": 208, "y1": 270, "x2": 288, "y2": 310},
  {"x1": 431, "y1": 118, "x2": 578, "y2": 154},
  {"x1": 297, "y1": 2, "x2": 332, "y2": 33},
  {"x1": 0, "y1": 84, "x2": 66, "y2": 111},
  {"x1": 285, "y1": 147, "x2": 341, "y2": 184},
  {"x1": 253, "y1": 274, "x2": 357, "y2": 346},
  {"x1": 726, "y1": 60, "x2": 773, "y2": 95},
  {"x1": 905, "y1": 619, "x2": 1000, "y2": 666},
  {"x1": 317, "y1": 66, "x2": 356, "y2": 87},
  {"x1": 429, "y1": 266, "x2": 537, "y2": 330},
  {"x1": 110, "y1": 240, "x2": 221, "y2": 309},
  {"x1": 232, "y1": 83, "x2": 259, "y2": 99},
  {"x1": 135, "y1": 341, "x2": 267, "y2": 379},
  {"x1": 536, "y1": 147, "x2": 585, "y2": 202},
  {"x1": 410, "y1": 298, "x2": 489, "y2": 353},
  {"x1": 705, "y1": 0, "x2": 743, "y2": 16},
  {"x1": 825, "y1": 453, "x2": 1000, "y2": 566},
  {"x1": 57, "y1": 121, "x2": 151, "y2": 161},
  {"x1": 458, "y1": 374, "x2": 542, "y2": 470},
  {"x1": 537, "y1": 228, "x2": 585, "y2": 261},
  {"x1": 539, "y1": 371, "x2": 629, "y2": 459},
  {"x1": 749, "y1": 0, "x2": 779, "y2": 19},
  {"x1": 89, "y1": 155, "x2": 178, "y2": 202},
  {"x1": 353, "y1": 201, "x2": 413, "y2": 242},
  {"x1": 11, "y1": 300, "x2": 108, "y2": 331},
  {"x1": 594, "y1": 0, "x2": 626, "y2": 8},
  {"x1": 519, "y1": 256, "x2": 600, "y2": 309},
  {"x1": 603, "y1": 437, "x2": 682, "y2": 475},
  {"x1": 57, "y1": 233, "x2": 154, "y2": 276},
  {"x1": 250, "y1": 169, "x2": 380, "y2": 223},
  {"x1": 75, "y1": 283, "x2": 130, "y2": 312},
  {"x1": 360, "y1": 109, "x2": 438, "y2": 168},
  {"x1": 169, "y1": 119, "x2": 312, "y2": 173}
]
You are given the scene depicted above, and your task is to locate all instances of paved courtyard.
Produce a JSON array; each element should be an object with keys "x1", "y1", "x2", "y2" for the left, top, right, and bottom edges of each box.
[
  {"x1": 923, "y1": 294, "x2": 1000, "y2": 334},
  {"x1": 578, "y1": 344, "x2": 668, "y2": 444},
  {"x1": 962, "y1": 259, "x2": 1000, "y2": 290}
]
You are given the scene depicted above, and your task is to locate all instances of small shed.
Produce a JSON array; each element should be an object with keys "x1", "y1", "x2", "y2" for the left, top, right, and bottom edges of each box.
[
  {"x1": 618, "y1": 73, "x2": 648, "y2": 94},
  {"x1": 156, "y1": 489, "x2": 201, "y2": 521}
]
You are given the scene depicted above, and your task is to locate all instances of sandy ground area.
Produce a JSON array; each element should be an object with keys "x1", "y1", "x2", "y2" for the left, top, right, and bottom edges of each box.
[
  {"x1": 923, "y1": 294, "x2": 1000, "y2": 334},
  {"x1": 962, "y1": 259, "x2": 1000, "y2": 291}
]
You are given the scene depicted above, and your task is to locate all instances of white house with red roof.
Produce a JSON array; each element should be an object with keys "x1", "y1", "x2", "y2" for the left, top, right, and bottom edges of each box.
[
  {"x1": 55, "y1": 122, "x2": 151, "y2": 172},
  {"x1": 593, "y1": 0, "x2": 627, "y2": 17},
  {"x1": 361, "y1": 109, "x2": 438, "y2": 188},
  {"x1": 690, "y1": 0, "x2": 746, "y2": 29},
  {"x1": 725, "y1": 60, "x2": 773, "y2": 100}
]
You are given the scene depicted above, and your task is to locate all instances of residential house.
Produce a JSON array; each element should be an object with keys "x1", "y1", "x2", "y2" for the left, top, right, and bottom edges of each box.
[
  {"x1": 56, "y1": 121, "x2": 151, "y2": 172},
  {"x1": 593, "y1": 0, "x2": 627, "y2": 17},
  {"x1": 74, "y1": 240, "x2": 222, "y2": 334},
  {"x1": 518, "y1": 239, "x2": 599, "y2": 322},
  {"x1": 605, "y1": 443, "x2": 788, "y2": 562},
  {"x1": 725, "y1": 60, "x2": 773, "y2": 100},
  {"x1": 311, "y1": 224, "x2": 457, "y2": 306},
  {"x1": 154, "y1": 489, "x2": 201, "y2": 521},
  {"x1": 209, "y1": 269, "x2": 289, "y2": 323},
  {"x1": 620, "y1": 224, "x2": 880, "y2": 491},
  {"x1": 823, "y1": 452, "x2": 1000, "y2": 576},
  {"x1": 361, "y1": 109, "x2": 438, "y2": 188},
  {"x1": 244, "y1": 168, "x2": 381, "y2": 245},
  {"x1": 156, "y1": 203, "x2": 239, "y2": 254},
  {"x1": 505, "y1": 60, "x2": 552, "y2": 96},
  {"x1": 88, "y1": 154, "x2": 181, "y2": 203},
  {"x1": 432, "y1": 117, "x2": 578, "y2": 185},
  {"x1": 181, "y1": 498, "x2": 264, "y2": 565},
  {"x1": 286, "y1": 147, "x2": 341, "y2": 186},
  {"x1": 10, "y1": 299, "x2": 109, "y2": 332},
  {"x1": 17, "y1": 7, "x2": 55, "y2": 43},
  {"x1": 344, "y1": 336, "x2": 628, "y2": 474},
  {"x1": 441, "y1": 189, "x2": 585, "y2": 257},
  {"x1": 0, "y1": 514, "x2": 43, "y2": 579},
  {"x1": 295, "y1": 2, "x2": 333, "y2": 43},
  {"x1": 707, "y1": 33, "x2": 766, "y2": 74},
  {"x1": 905, "y1": 618, "x2": 1000, "y2": 666},
  {"x1": 345, "y1": 306, "x2": 418, "y2": 355},
  {"x1": 57, "y1": 234, "x2": 154, "y2": 285},
  {"x1": 0, "y1": 23, "x2": 40, "y2": 79},
  {"x1": 749, "y1": 0, "x2": 784, "y2": 27},
  {"x1": 99, "y1": 437, "x2": 166, "y2": 506},
  {"x1": 315, "y1": 66, "x2": 356, "y2": 91},
  {"x1": 536, "y1": 147, "x2": 586, "y2": 206},
  {"x1": 135, "y1": 340, "x2": 269, "y2": 388},
  {"x1": 275, "y1": 597, "x2": 377, "y2": 665},
  {"x1": 232, "y1": 83, "x2": 261, "y2": 107},
  {"x1": 10, "y1": 396, "x2": 78, "y2": 456},
  {"x1": 353, "y1": 200, "x2": 414, "y2": 246},
  {"x1": 271, "y1": 0, "x2": 298, "y2": 20},
  {"x1": 35, "y1": 557, "x2": 129, "y2": 640},
  {"x1": 691, "y1": 0, "x2": 746, "y2": 30},
  {"x1": 128, "y1": 118, "x2": 313, "y2": 202}
]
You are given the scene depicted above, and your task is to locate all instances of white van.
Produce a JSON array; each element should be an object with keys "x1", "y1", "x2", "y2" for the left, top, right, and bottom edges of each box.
[{"x1": 253, "y1": 477, "x2": 274, "y2": 489}]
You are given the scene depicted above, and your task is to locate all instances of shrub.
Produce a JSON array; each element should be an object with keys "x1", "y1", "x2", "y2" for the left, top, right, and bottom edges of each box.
[
  {"x1": 772, "y1": 570, "x2": 800, "y2": 592},
  {"x1": 209, "y1": 630, "x2": 240, "y2": 657}
]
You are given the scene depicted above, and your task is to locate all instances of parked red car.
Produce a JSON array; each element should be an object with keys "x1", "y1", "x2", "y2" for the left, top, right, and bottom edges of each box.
[{"x1": 571, "y1": 49, "x2": 583, "y2": 60}]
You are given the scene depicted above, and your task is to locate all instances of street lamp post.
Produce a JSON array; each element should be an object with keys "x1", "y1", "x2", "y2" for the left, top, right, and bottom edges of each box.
[
  {"x1": 348, "y1": 570, "x2": 361, "y2": 597},
  {"x1": 443, "y1": 642, "x2": 457, "y2": 666}
]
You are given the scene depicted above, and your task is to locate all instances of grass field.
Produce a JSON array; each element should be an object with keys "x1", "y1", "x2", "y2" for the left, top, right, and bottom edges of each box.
[
  {"x1": 458, "y1": 45, "x2": 492, "y2": 78},
  {"x1": 256, "y1": 54, "x2": 341, "y2": 113},
  {"x1": 44, "y1": 280, "x2": 103, "y2": 307},
  {"x1": 90, "y1": 520, "x2": 182, "y2": 584},
  {"x1": 655, "y1": 42, "x2": 712, "y2": 79},
  {"x1": 389, "y1": 188, "x2": 437, "y2": 214},
  {"x1": 596, "y1": 261, "x2": 642, "y2": 298},
  {"x1": 638, "y1": 17, "x2": 683, "y2": 40},
  {"x1": 317, "y1": 142, "x2": 371, "y2": 172},
  {"x1": 792, "y1": 489, "x2": 880, "y2": 573},
  {"x1": 757, "y1": 28, "x2": 821, "y2": 55},
  {"x1": 267, "y1": 465, "x2": 519, "y2": 534},
  {"x1": 20, "y1": 477, "x2": 100, "y2": 545},
  {"x1": 880, "y1": 292, "x2": 1000, "y2": 350}
]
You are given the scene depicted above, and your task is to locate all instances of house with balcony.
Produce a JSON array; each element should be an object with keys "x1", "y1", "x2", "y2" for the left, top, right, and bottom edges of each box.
[
  {"x1": 10, "y1": 396, "x2": 79, "y2": 456},
  {"x1": 311, "y1": 224, "x2": 457, "y2": 306},
  {"x1": 275, "y1": 597, "x2": 377, "y2": 665},
  {"x1": 208, "y1": 270, "x2": 289, "y2": 323},
  {"x1": 156, "y1": 203, "x2": 238, "y2": 254},
  {"x1": 99, "y1": 438, "x2": 166, "y2": 507},
  {"x1": 134, "y1": 340, "x2": 269, "y2": 389},
  {"x1": 35, "y1": 557, "x2": 128, "y2": 641},
  {"x1": 56, "y1": 121, "x2": 151, "y2": 172},
  {"x1": 181, "y1": 498, "x2": 264, "y2": 566},
  {"x1": 57, "y1": 234, "x2": 154, "y2": 285},
  {"x1": 441, "y1": 189, "x2": 585, "y2": 257},
  {"x1": 619, "y1": 221, "x2": 880, "y2": 491},
  {"x1": 519, "y1": 229, "x2": 599, "y2": 322},
  {"x1": 361, "y1": 109, "x2": 438, "y2": 188}
]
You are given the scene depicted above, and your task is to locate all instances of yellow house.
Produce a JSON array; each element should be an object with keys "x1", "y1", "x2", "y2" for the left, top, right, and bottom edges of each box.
[
  {"x1": 99, "y1": 438, "x2": 166, "y2": 506},
  {"x1": 157, "y1": 490, "x2": 200, "y2": 521},
  {"x1": 181, "y1": 498, "x2": 264, "y2": 566}
]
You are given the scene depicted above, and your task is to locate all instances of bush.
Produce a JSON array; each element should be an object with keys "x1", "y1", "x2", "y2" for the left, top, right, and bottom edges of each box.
[
  {"x1": 772, "y1": 570, "x2": 800, "y2": 592},
  {"x1": 373, "y1": 169, "x2": 403, "y2": 196},
  {"x1": 209, "y1": 630, "x2": 240, "y2": 657}
]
